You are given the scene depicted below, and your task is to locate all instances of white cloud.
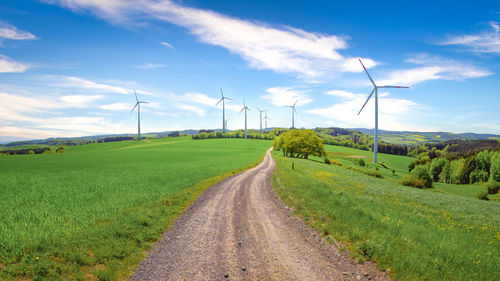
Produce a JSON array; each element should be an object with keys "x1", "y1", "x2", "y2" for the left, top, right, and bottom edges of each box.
[
  {"x1": 0, "y1": 55, "x2": 29, "y2": 73},
  {"x1": 340, "y1": 57, "x2": 378, "y2": 73},
  {"x1": 181, "y1": 92, "x2": 220, "y2": 106},
  {"x1": 378, "y1": 55, "x2": 492, "y2": 86},
  {"x1": 177, "y1": 103, "x2": 206, "y2": 116},
  {"x1": 47, "y1": 0, "x2": 376, "y2": 78},
  {"x1": 260, "y1": 87, "x2": 312, "y2": 106},
  {"x1": 441, "y1": 21, "x2": 500, "y2": 53},
  {"x1": 60, "y1": 94, "x2": 103, "y2": 106},
  {"x1": 0, "y1": 22, "x2": 37, "y2": 40},
  {"x1": 135, "y1": 62, "x2": 165, "y2": 69},
  {"x1": 161, "y1": 41, "x2": 173, "y2": 48},
  {"x1": 100, "y1": 102, "x2": 131, "y2": 111},
  {"x1": 49, "y1": 76, "x2": 155, "y2": 96},
  {"x1": 307, "y1": 90, "x2": 423, "y2": 131}
]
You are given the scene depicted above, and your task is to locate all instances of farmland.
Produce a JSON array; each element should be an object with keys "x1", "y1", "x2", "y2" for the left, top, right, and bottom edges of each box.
[
  {"x1": 272, "y1": 147, "x2": 500, "y2": 280},
  {"x1": 0, "y1": 137, "x2": 271, "y2": 280}
]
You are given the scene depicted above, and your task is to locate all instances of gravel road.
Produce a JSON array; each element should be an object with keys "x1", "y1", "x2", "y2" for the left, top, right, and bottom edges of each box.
[{"x1": 132, "y1": 149, "x2": 390, "y2": 281}]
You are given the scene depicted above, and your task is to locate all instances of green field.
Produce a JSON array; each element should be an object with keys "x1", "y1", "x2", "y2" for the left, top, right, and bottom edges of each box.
[
  {"x1": 272, "y1": 147, "x2": 500, "y2": 281},
  {"x1": 322, "y1": 145, "x2": 491, "y2": 199},
  {"x1": 0, "y1": 137, "x2": 271, "y2": 280}
]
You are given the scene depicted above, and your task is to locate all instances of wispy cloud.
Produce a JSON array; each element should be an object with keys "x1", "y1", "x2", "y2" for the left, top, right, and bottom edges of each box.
[
  {"x1": 0, "y1": 55, "x2": 30, "y2": 73},
  {"x1": 0, "y1": 22, "x2": 37, "y2": 40},
  {"x1": 161, "y1": 41, "x2": 173, "y2": 48},
  {"x1": 135, "y1": 62, "x2": 165, "y2": 69},
  {"x1": 260, "y1": 87, "x2": 313, "y2": 106},
  {"x1": 441, "y1": 21, "x2": 500, "y2": 53},
  {"x1": 307, "y1": 90, "x2": 424, "y2": 131},
  {"x1": 378, "y1": 54, "x2": 492, "y2": 86},
  {"x1": 47, "y1": 0, "x2": 377, "y2": 78},
  {"x1": 100, "y1": 102, "x2": 131, "y2": 111},
  {"x1": 60, "y1": 94, "x2": 103, "y2": 106},
  {"x1": 49, "y1": 75, "x2": 155, "y2": 96},
  {"x1": 176, "y1": 103, "x2": 206, "y2": 116}
]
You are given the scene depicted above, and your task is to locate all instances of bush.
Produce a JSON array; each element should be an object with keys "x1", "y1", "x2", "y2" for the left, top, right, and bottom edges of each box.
[
  {"x1": 400, "y1": 175, "x2": 426, "y2": 189},
  {"x1": 331, "y1": 159, "x2": 342, "y2": 166},
  {"x1": 486, "y1": 182, "x2": 500, "y2": 194},
  {"x1": 411, "y1": 165, "x2": 433, "y2": 188},
  {"x1": 477, "y1": 190, "x2": 489, "y2": 201},
  {"x1": 358, "y1": 158, "x2": 366, "y2": 167}
]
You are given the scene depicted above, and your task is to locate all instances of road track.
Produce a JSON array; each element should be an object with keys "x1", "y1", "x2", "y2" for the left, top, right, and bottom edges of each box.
[{"x1": 132, "y1": 149, "x2": 389, "y2": 280}]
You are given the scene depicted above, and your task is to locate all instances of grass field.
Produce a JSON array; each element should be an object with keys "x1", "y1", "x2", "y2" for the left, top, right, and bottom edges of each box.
[
  {"x1": 0, "y1": 137, "x2": 271, "y2": 280},
  {"x1": 272, "y1": 150, "x2": 500, "y2": 281},
  {"x1": 322, "y1": 145, "x2": 492, "y2": 199}
]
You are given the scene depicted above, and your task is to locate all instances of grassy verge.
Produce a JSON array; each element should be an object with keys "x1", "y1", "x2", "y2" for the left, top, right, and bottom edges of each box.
[
  {"x1": 0, "y1": 138, "x2": 270, "y2": 280},
  {"x1": 272, "y1": 151, "x2": 500, "y2": 281}
]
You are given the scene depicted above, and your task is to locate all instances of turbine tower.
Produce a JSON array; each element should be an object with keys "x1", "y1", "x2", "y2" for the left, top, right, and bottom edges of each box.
[
  {"x1": 256, "y1": 107, "x2": 267, "y2": 131},
  {"x1": 224, "y1": 119, "x2": 230, "y2": 130},
  {"x1": 240, "y1": 97, "x2": 250, "y2": 139},
  {"x1": 264, "y1": 112, "x2": 271, "y2": 130},
  {"x1": 131, "y1": 89, "x2": 148, "y2": 141},
  {"x1": 285, "y1": 100, "x2": 298, "y2": 129},
  {"x1": 216, "y1": 88, "x2": 232, "y2": 133},
  {"x1": 357, "y1": 59, "x2": 409, "y2": 163}
]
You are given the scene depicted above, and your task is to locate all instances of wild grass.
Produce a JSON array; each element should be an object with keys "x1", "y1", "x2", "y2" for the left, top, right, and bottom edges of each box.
[
  {"x1": 272, "y1": 152, "x2": 500, "y2": 281},
  {"x1": 0, "y1": 137, "x2": 270, "y2": 280}
]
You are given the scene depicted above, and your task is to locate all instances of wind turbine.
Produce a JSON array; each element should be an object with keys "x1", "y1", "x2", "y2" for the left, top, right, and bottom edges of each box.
[
  {"x1": 256, "y1": 107, "x2": 267, "y2": 131},
  {"x1": 224, "y1": 119, "x2": 230, "y2": 131},
  {"x1": 357, "y1": 59, "x2": 409, "y2": 163},
  {"x1": 240, "y1": 97, "x2": 250, "y2": 139},
  {"x1": 284, "y1": 100, "x2": 298, "y2": 129},
  {"x1": 216, "y1": 88, "x2": 232, "y2": 133},
  {"x1": 264, "y1": 112, "x2": 271, "y2": 130},
  {"x1": 131, "y1": 89, "x2": 148, "y2": 141}
]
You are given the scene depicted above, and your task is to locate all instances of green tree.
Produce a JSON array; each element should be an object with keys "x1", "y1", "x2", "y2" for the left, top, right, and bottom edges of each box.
[
  {"x1": 411, "y1": 165, "x2": 433, "y2": 188},
  {"x1": 429, "y1": 158, "x2": 448, "y2": 182},
  {"x1": 273, "y1": 129, "x2": 326, "y2": 159},
  {"x1": 490, "y1": 152, "x2": 500, "y2": 182}
]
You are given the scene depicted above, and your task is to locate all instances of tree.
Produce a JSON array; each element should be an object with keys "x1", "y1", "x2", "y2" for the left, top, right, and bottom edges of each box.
[
  {"x1": 273, "y1": 129, "x2": 326, "y2": 159},
  {"x1": 490, "y1": 152, "x2": 500, "y2": 182},
  {"x1": 429, "y1": 158, "x2": 448, "y2": 182},
  {"x1": 411, "y1": 165, "x2": 433, "y2": 188}
]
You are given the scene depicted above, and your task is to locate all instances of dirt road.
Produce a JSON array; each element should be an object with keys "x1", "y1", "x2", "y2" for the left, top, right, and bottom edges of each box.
[{"x1": 132, "y1": 149, "x2": 390, "y2": 280}]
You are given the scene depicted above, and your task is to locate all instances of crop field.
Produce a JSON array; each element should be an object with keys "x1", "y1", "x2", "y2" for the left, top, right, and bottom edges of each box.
[
  {"x1": 323, "y1": 145, "x2": 491, "y2": 199},
  {"x1": 0, "y1": 137, "x2": 271, "y2": 280},
  {"x1": 272, "y1": 149, "x2": 500, "y2": 281}
]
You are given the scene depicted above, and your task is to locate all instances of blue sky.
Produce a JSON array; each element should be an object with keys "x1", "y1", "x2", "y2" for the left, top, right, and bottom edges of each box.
[{"x1": 1, "y1": 0, "x2": 499, "y2": 141}]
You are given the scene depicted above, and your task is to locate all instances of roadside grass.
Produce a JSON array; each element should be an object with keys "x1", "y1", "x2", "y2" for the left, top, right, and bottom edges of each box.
[
  {"x1": 323, "y1": 145, "x2": 491, "y2": 199},
  {"x1": 0, "y1": 137, "x2": 270, "y2": 280},
  {"x1": 272, "y1": 152, "x2": 500, "y2": 281}
]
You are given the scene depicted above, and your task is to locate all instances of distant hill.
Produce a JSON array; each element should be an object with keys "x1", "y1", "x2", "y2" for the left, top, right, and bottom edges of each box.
[{"x1": 350, "y1": 129, "x2": 500, "y2": 145}]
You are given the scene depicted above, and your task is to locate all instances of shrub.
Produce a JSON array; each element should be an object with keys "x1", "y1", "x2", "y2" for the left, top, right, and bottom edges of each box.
[
  {"x1": 28, "y1": 150, "x2": 35, "y2": 155},
  {"x1": 477, "y1": 190, "x2": 489, "y2": 201},
  {"x1": 486, "y1": 182, "x2": 500, "y2": 194},
  {"x1": 358, "y1": 158, "x2": 366, "y2": 167},
  {"x1": 324, "y1": 158, "x2": 331, "y2": 165},
  {"x1": 411, "y1": 165, "x2": 433, "y2": 188},
  {"x1": 331, "y1": 159, "x2": 342, "y2": 166},
  {"x1": 400, "y1": 175, "x2": 426, "y2": 189}
]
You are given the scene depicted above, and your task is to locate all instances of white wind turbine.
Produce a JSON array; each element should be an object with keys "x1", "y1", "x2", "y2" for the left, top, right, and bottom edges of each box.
[
  {"x1": 256, "y1": 107, "x2": 267, "y2": 131},
  {"x1": 131, "y1": 89, "x2": 148, "y2": 141},
  {"x1": 216, "y1": 88, "x2": 232, "y2": 133},
  {"x1": 357, "y1": 59, "x2": 409, "y2": 163},
  {"x1": 284, "y1": 100, "x2": 298, "y2": 129},
  {"x1": 240, "y1": 97, "x2": 250, "y2": 139},
  {"x1": 264, "y1": 112, "x2": 271, "y2": 130}
]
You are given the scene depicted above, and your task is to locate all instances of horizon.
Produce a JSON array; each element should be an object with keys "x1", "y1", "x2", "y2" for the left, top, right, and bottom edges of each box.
[{"x1": 1, "y1": 0, "x2": 500, "y2": 139}]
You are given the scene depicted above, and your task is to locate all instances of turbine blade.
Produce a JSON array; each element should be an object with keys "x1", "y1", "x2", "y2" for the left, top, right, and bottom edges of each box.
[
  {"x1": 134, "y1": 89, "x2": 139, "y2": 102},
  {"x1": 139, "y1": 101, "x2": 149, "y2": 104},
  {"x1": 216, "y1": 98, "x2": 223, "y2": 106},
  {"x1": 379, "y1": 85, "x2": 410, "y2": 88},
  {"x1": 359, "y1": 59, "x2": 376, "y2": 87},
  {"x1": 220, "y1": 88, "x2": 224, "y2": 98},
  {"x1": 131, "y1": 102, "x2": 138, "y2": 113},
  {"x1": 357, "y1": 88, "x2": 375, "y2": 116},
  {"x1": 225, "y1": 97, "x2": 233, "y2": 101},
  {"x1": 293, "y1": 100, "x2": 298, "y2": 107},
  {"x1": 256, "y1": 106, "x2": 261, "y2": 112},
  {"x1": 240, "y1": 107, "x2": 244, "y2": 113}
]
